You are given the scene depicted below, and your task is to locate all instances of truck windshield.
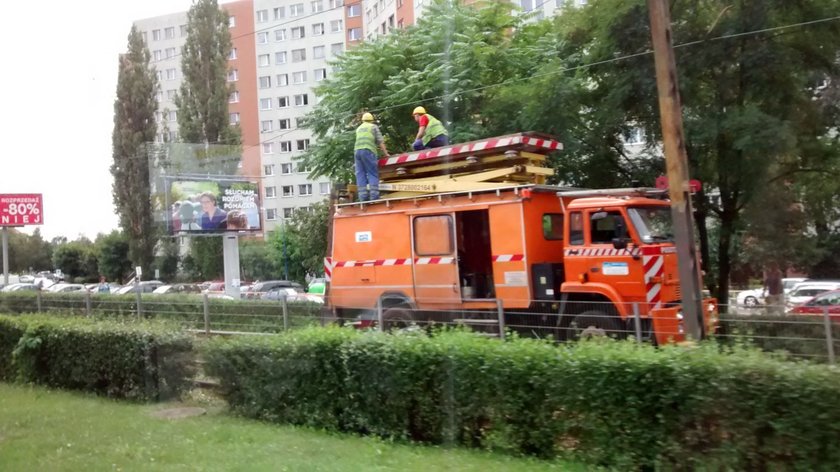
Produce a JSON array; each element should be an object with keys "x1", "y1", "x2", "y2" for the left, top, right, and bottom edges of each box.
[{"x1": 628, "y1": 207, "x2": 674, "y2": 243}]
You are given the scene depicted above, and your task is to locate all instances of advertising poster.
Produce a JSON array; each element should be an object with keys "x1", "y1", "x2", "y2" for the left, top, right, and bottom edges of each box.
[{"x1": 167, "y1": 180, "x2": 261, "y2": 233}]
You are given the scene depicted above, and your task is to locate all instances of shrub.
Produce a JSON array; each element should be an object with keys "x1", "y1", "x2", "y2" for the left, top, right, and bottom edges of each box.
[
  {"x1": 0, "y1": 314, "x2": 193, "y2": 400},
  {"x1": 718, "y1": 313, "x2": 840, "y2": 362},
  {"x1": 204, "y1": 328, "x2": 840, "y2": 469}
]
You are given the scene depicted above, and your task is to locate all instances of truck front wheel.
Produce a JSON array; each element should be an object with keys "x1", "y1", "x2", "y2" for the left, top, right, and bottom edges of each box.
[
  {"x1": 381, "y1": 306, "x2": 415, "y2": 331},
  {"x1": 566, "y1": 311, "x2": 627, "y2": 341}
]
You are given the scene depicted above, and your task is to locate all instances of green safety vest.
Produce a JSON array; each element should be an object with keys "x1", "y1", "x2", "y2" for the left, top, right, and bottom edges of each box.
[
  {"x1": 354, "y1": 122, "x2": 377, "y2": 152},
  {"x1": 422, "y1": 114, "x2": 447, "y2": 145}
]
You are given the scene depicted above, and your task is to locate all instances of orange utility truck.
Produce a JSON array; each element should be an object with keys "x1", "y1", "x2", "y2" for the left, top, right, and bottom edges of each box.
[{"x1": 324, "y1": 132, "x2": 716, "y2": 344}]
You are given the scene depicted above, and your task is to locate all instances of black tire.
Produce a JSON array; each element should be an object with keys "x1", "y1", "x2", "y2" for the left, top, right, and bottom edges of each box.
[
  {"x1": 566, "y1": 310, "x2": 627, "y2": 341},
  {"x1": 382, "y1": 306, "x2": 414, "y2": 331}
]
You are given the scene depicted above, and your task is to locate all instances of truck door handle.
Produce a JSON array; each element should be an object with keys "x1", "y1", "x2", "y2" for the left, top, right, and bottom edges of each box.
[
  {"x1": 361, "y1": 278, "x2": 370, "y2": 282},
  {"x1": 568, "y1": 250, "x2": 579, "y2": 255}
]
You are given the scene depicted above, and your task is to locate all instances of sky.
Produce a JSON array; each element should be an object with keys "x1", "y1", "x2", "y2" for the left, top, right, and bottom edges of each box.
[{"x1": 0, "y1": 0, "x2": 197, "y2": 241}]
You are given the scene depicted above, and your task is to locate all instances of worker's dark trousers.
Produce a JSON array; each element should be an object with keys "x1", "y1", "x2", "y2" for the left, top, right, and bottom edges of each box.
[
  {"x1": 354, "y1": 149, "x2": 379, "y2": 201},
  {"x1": 413, "y1": 135, "x2": 450, "y2": 150}
]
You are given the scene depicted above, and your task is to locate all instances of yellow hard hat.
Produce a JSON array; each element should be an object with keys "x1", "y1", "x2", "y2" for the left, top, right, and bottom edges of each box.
[
  {"x1": 412, "y1": 106, "x2": 426, "y2": 115},
  {"x1": 362, "y1": 112, "x2": 374, "y2": 122}
]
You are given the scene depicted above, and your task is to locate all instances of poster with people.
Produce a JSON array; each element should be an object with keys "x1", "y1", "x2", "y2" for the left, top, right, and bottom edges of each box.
[{"x1": 167, "y1": 179, "x2": 261, "y2": 233}]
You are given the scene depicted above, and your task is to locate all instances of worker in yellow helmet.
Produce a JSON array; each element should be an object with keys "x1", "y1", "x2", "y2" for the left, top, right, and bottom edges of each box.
[
  {"x1": 412, "y1": 106, "x2": 449, "y2": 151},
  {"x1": 354, "y1": 112, "x2": 389, "y2": 201}
]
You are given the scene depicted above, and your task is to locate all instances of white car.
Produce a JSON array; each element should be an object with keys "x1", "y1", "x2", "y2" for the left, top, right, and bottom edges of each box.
[
  {"x1": 736, "y1": 278, "x2": 808, "y2": 307},
  {"x1": 786, "y1": 282, "x2": 840, "y2": 310}
]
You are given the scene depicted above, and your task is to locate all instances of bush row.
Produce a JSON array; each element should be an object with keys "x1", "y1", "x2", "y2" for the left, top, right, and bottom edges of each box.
[
  {"x1": 204, "y1": 328, "x2": 840, "y2": 469},
  {"x1": 0, "y1": 292, "x2": 323, "y2": 333},
  {"x1": 0, "y1": 314, "x2": 193, "y2": 400}
]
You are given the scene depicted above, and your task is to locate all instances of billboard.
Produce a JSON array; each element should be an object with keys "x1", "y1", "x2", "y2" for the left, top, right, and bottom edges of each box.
[
  {"x1": 0, "y1": 194, "x2": 44, "y2": 226},
  {"x1": 165, "y1": 179, "x2": 261, "y2": 233}
]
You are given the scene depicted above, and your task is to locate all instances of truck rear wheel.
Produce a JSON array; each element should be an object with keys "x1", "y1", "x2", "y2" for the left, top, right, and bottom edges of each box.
[
  {"x1": 382, "y1": 306, "x2": 414, "y2": 331},
  {"x1": 567, "y1": 311, "x2": 627, "y2": 341}
]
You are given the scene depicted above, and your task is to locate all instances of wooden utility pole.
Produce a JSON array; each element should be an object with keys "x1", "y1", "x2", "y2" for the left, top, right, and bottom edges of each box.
[{"x1": 647, "y1": 0, "x2": 704, "y2": 339}]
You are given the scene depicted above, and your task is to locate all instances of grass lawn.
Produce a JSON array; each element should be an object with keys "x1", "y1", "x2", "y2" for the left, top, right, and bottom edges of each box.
[{"x1": 0, "y1": 383, "x2": 583, "y2": 471}]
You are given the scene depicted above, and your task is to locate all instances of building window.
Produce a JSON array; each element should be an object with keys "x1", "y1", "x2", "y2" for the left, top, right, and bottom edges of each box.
[
  {"x1": 294, "y1": 94, "x2": 309, "y2": 106},
  {"x1": 281, "y1": 163, "x2": 293, "y2": 174},
  {"x1": 259, "y1": 76, "x2": 272, "y2": 88},
  {"x1": 229, "y1": 91, "x2": 239, "y2": 103},
  {"x1": 263, "y1": 143, "x2": 274, "y2": 154},
  {"x1": 319, "y1": 182, "x2": 330, "y2": 195},
  {"x1": 331, "y1": 43, "x2": 344, "y2": 56},
  {"x1": 264, "y1": 164, "x2": 275, "y2": 176},
  {"x1": 275, "y1": 29, "x2": 287, "y2": 41},
  {"x1": 296, "y1": 117, "x2": 306, "y2": 128},
  {"x1": 330, "y1": 19, "x2": 343, "y2": 33},
  {"x1": 168, "y1": 110, "x2": 177, "y2": 122},
  {"x1": 283, "y1": 208, "x2": 294, "y2": 219},
  {"x1": 292, "y1": 71, "x2": 307, "y2": 84},
  {"x1": 297, "y1": 139, "x2": 310, "y2": 151},
  {"x1": 257, "y1": 32, "x2": 269, "y2": 44},
  {"x1": 299, "y1": 184, "x2": 313, "y2": 195},
  {"x1": 229, "y1": 16, "x2": 236, "y2": 27},
  {"x1": 261, "y1": 120, "x2": 274, "y2": 132},
  {"x1": 153, "y1": 50, "x2": 162, "y2": 61},
  {"x1": 348, "y1": 28, "x2": 362, "y2": 41},
  {"x1": 278, "y1": 96, "x2": 289, "y2": 108},
  {"x1": 347, "y1": 4, "x2": 361, "y2": 17},
  {"x1": 520, "y1": 0, "x2": 533, "y2": 12},
  {"x1": 313, "y1": 23, "x2": 325, "y2": 36},
  {"x1": 260, "y1": 98, "x2": 272, "y2": 110},
  {"x1": 229, "y1": 112, "x2": 240, "y2": 125},
  {"x1": 279, "y1": 118, "x2": 291, "y2": 130},
  {"x1": 229, "y1": 48, "x2": 237, "y2": 60},
  {"x1": 275, "y1": 51, "x2": 288, "y2": 64},
  {"x1": 180, "y1": 24, "x2": 188, "y2": 37},
  {"x1": 142, "y1": 31, "x2": 148, "y2": 42},
  {"x1": 314, "y1": 68, "x2": 327, "y2": 81},
  {"x1": 274, "y1": 7, "x2": 285, "y2": 19},
  {"x1": 265, "y1": 186, "x2": 277, "y2": 198},
  {"x1": 256, "y1": 9, "x2": 269, "y2": 22},
  {"x1": 165, "y1": 48, "x2": 175, "y2": 59},
  {"x1": 166, "y1": 68, "x2": 177, "y2": 80},
  {"x1": 258, "y1": 54, "x2": 271, "y2": 67},
  {"x1": 280, "y1": 141, "x2": 292, "y2": 153},
  {"x1": 291, "y1": 26, "x2": 306, "y2": 39},
  {"x1": 165, "y1": 27, "x2": 175, "y2": 39},
  {"x1": 167, "y1": 89, "x2": 177, "y2": 100},
  {"x1": 329, "y1": 0, "x2": 344, "y2": 8},
  {"x1": 152, "y1": 29, "x2": 161, "y2": 41},
  {"x1": 282, "y1": 185, "x2": 294, "y2": 197},
  {"x1": 266, "y1": 208, "x2": 277, "y2": 221},
  {"x1": 290, "y1": 3, "x2": 304, "y2": 16},
  {"x1": 311, "y1": 0, "x2": 324, "y2": 12},
  {"x1": 228, "y1": 69, "x2": 239, "y2": 82},
  {"x1": 292, "y1": 48, "x2": 306, "y2": 62},
  {"x1": 277, "y1": 74, "x2": 289, "y2": 86},
  {"x1": 313, "y1": 46, "x2": 325, "y2": 59},
  {"x1": 388, "y1": 14, "x2": 395, "y2": 30}
]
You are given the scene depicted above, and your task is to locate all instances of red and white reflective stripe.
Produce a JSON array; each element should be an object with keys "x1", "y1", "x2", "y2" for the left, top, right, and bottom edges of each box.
[
  {"x1": 324, "y1": 257, "x2": 333, "y2": 282},
  {"x1": 563, "y1": 248, "x2": 642, "y2": 257},
  {"x1": 378, "y1": 135, "x2": 563, "y2": 167},
  {"x1": 492, "y1": 254, "x2": 524, "y2": 262},
  {"x1": 644, "y1": 255, "x2": 664, "y2": 309},
  {"x1": 414, "y1": 257, "x2": 455, "y2": 265}
]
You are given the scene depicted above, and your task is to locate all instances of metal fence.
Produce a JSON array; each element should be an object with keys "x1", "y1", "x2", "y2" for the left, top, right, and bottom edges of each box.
[{"x1": 0, "y1": 292, "x2": 836, "y2": 364}]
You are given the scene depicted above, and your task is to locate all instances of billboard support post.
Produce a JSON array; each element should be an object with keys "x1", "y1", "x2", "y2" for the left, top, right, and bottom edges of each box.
[
  {"x1": 2, "y1": 227, "x2": 8, "y2": 286},
  {"x1": 223, "y1": 234, "x2": 241, "y2": 299}
]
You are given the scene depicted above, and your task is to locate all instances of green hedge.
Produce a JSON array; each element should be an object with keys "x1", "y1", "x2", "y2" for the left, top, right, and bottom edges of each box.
[
  {"x1": 0, "y1": 292, "x2": 323, "y2": 333},
  {"x1": 0, "y1": 315, "x2": 194, "y2": 401},
  {"x1": 204, "y1": 328, "x2": 840, "y2": 469}
]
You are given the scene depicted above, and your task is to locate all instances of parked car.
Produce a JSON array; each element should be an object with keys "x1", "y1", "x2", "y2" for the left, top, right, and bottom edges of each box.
[
  {"x1": 46, "y1": 283, "x2": 87, "y2": 293},
  {"x1": 307, "y1": 278, "x2": 326, "y2": 295},
  {"x1": 1, "y1": 283, "x2": 38, "y2": 292},
  {"x1": 786, "y1": 282, "x2": 840, "y2": 310},
  {"x1": 152, "y1": 283, "x2": 201, "y2": 295},
  {"x1": 736, "y1": 277, "x2": 810, "y2": 307},
  {"x1": 262, "y1": 286, "x2": 322, "y2": 303},
  {"x1": 242, "y1": 280, "x2": 304, "y2": 299},
  {"x1": 114, "y1": 281, "x2": 165, "y2": 295},
  {"x1": 789, "y1": 289, "x2": 840, "y2": 322},
  {"x1": 19, "y1": 274, "x2": 35, "y2": 283}
]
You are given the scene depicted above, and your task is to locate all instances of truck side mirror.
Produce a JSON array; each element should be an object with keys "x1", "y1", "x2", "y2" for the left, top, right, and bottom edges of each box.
[
  {"x1": 612, "y1": 238, "x2": 628, "y2": 250},
  {"x1": 612, "y1": 216, "x2": 629, "y2": 250}
]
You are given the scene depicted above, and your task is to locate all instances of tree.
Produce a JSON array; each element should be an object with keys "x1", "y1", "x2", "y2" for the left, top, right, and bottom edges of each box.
[
  {"x1": 301, "y1": 0, "x2": 531, "y2": 178},
  {"x1": 175, "y1": 0, "x2": 239, "y2": 145},
  {"x1": 286, "y1": 201, "x2": 330, "y2": 278},
  {"x1": 111, "y1": 25, "x2": 159, "y2": 276},
  {"x1": 239, "y1": 240, "x2": 282, "y2": 282},
  {"x1": 182, "y1": 237, "x2": 223, "y2": 281},
  {"x1": 95, "y1": 230, "x2": 132, "y2": 282},
  {"x1": 52, "y1": 240, "x2": 98, "y2": 283},
  {"x1": 5, "y1": 229, "x2": 52, "y2": 273}
]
